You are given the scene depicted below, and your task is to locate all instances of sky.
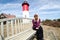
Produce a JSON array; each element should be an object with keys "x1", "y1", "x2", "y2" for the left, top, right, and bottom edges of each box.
[{"x1": 0, "y1": 0, "x2": 60, "y2": 20}]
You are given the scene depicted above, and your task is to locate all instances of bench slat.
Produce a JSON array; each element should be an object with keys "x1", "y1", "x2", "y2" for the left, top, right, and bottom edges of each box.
[{"x1": 5, "y1": 29, "x2": 36, "y2": 40}]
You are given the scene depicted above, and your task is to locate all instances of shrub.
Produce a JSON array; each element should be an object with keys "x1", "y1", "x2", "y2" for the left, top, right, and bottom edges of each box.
[{"x1": 42, "y1": 19, "x2": 60, "y2": 27}]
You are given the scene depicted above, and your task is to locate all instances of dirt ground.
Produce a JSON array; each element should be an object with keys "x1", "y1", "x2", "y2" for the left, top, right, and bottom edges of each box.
[
  {"x1": 33, "y1": 25, "x2": 60, "y2": 40},
  {"x1": 42, "y1": 25, "x2": 60, "y2": 40}
]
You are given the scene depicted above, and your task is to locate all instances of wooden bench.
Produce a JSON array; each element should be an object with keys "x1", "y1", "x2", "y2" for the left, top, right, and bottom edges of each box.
[{"x1": 5, "y1": 29, "x2": 36, "y2": 40}]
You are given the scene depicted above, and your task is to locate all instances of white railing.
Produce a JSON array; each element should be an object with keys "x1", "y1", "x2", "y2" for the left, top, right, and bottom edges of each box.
[{"x1": 0, "y1": 18, "x2": 32, "y2": 40}]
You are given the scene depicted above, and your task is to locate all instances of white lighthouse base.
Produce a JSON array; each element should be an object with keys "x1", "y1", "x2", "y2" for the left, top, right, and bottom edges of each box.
[
  {"x1": 23, "y1": 19, "x2": 29, "y2": 23},
  {"x1": 22, "y1": 11, "x2": 29, "y2": 23}
]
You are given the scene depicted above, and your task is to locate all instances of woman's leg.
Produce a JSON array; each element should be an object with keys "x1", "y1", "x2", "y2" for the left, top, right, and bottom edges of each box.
[{"x1": 36, "y1": 26, "x2": 43, "y2": 40}]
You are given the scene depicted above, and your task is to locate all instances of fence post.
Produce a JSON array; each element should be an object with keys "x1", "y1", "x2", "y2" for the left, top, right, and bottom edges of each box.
[
  {"x1": 7, "y1": 21, "x2": 9, "y2": 37},
  {"x1": 18, "y1": 19, "x2": 20, "y2": 32},
  {"x1": 11, "y1": 20, "x2": 14, "y2": 35},
  {"x1": 20, "y1": 19, "x2": 22, "y2": 32},
  {"x1": 0, "y1": 35, "x2": 2, "y2": 40},
  {"x1": 15, "y1": 19, "x2": 17, "y2": 34},
  {"x1": 1, "y1": 22, "x2": 4, "y2": 40}
]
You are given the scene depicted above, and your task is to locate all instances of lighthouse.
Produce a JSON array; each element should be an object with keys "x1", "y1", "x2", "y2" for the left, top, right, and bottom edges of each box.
[{"x1": 22, "y1": 0, "x2": 29, "y2": 23}]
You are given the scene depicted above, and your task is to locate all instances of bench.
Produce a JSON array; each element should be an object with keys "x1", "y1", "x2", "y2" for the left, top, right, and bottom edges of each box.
[{"x1": 5, "y1": 28, "x2": 36, "y2": 40}]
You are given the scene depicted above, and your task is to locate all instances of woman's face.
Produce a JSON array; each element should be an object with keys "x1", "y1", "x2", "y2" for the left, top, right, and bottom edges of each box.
[{"x1": 34, "y1": 15, "x2": 38, "y2": 20}]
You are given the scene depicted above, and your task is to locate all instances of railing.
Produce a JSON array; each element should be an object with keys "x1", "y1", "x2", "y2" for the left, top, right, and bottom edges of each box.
[{"x1": 0, "y1": 18, "x2": 32, "y2": 40}]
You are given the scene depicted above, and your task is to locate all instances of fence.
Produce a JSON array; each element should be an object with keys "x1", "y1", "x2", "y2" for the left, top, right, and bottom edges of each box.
[{"x1": 0, "y1": 18, "x2": 32, "y2": 40}]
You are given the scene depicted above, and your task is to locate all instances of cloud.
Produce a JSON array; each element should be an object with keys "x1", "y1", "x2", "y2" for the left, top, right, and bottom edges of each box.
[
  {"x1": 0, "y1": 3, "x2": 22, "y2": 17},
  {"x1": 37, "y1": 3, "x2": 60, "y2": 15},
  {"x1": 0, "y1": 3, "x2": 21, "y2": 11},
  {"x1": 29, "y1": 0, "x2": 60, "y2": 16},
  {"x1": 39, "y1": 4, "x2": 60, "y2": 10}
]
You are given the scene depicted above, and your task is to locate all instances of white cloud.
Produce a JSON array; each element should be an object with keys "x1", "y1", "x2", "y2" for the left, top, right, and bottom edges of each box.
[
  {"x1": 0, "y1": 3, "x2": 21, "y2": 11},
  {"x1": 38, "y1": 3, "x2": 60, "y2": 15},
  {"x1": 39, "y1": 11, "x2": 60, "y2": 15},
  {"x1": 39, "y1": 3, "x2": 60, "y2": 10},
  {"x1": 0, "y1": 3, "x2": 22, "y2": 17}
]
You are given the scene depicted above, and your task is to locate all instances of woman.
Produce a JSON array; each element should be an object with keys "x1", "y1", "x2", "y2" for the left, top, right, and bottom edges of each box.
[{"x1": 32, "y1": 14, "x2": 43, "y2": 40}]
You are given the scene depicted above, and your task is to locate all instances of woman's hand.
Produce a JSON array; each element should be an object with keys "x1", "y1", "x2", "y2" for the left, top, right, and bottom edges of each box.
[
  {"x1": 36, "y1": 26, "x2": 40, "y2": 29},
  {"x1": 36, "y1": 27, "x2": 39, "y2": 29}
]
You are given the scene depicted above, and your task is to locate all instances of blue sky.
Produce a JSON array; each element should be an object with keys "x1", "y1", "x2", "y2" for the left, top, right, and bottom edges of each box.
[{"x1": 0, "y1": 0, "x2": 60, "y2": 20}]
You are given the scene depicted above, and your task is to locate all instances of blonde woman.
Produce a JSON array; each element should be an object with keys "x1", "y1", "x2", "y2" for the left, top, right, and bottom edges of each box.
[{"x1": 32, "y1": 14, "x2": 43, "y2": 40}]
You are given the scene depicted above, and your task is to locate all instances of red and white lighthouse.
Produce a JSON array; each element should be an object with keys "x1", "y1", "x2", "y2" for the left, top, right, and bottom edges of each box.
[
  {"x1": 22, "y1": 0, "x2": 29, "y2": 18},
  {"x1": 22, "y1": 0, "x2": 29, "y2": 23}
]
